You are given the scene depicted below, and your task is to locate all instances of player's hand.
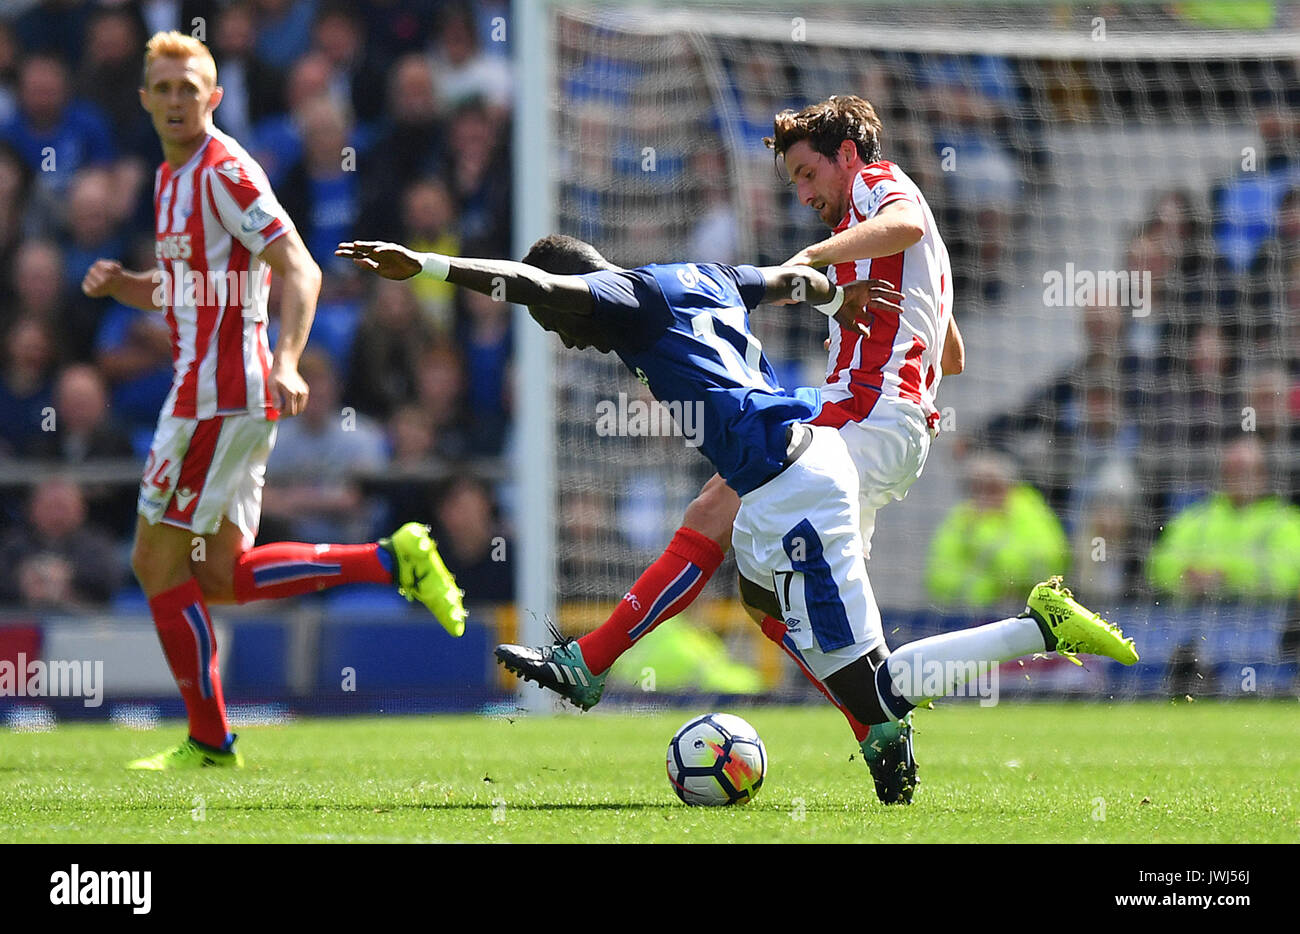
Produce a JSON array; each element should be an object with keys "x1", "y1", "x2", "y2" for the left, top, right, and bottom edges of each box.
[
  {"x1": 836, "y1": 279, "x2": 905, "y2": 337},
  {"x1": 784, "y1": 249, "x2": 815, "y2": 268},
  {"x1": 270, "y1": 359, "x2": 310, "y2": 417},
  {"x1": 334, "y1": 241, "x2": 422, "y2": 280},
  {"x1": 81, "y1": 259, "x2": 124, "y2": 299}
]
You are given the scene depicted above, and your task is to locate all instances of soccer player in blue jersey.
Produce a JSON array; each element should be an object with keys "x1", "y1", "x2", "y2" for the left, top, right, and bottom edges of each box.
[{"x1": 336, "y1": 235, "x2": 1139, "y2": 797}]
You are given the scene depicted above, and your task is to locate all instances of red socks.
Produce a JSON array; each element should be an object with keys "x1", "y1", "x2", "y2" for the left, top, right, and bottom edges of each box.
[
  {"x1": 232, "y1": 542, "x2": 393, "y2": 604},
  {"x1": 149, "y1": 578, "x2": 230, "y2": 748},
  {"x1": 759, "y1": 614, "x2": 872, "y2": 743},
  {"x1": 577, "y1": 527, "x2": 725, "y2": 675}
]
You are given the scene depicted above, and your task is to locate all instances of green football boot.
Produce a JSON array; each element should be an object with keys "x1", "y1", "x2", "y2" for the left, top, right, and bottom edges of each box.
[
  {"x1": 383, "y1": 522, "x2": 467, "y2": 637},
  {"x1": 1023, "y1": 575, "x2": 1139, "y2": 666},
  {"x1": 494, "y1": 623, "x2": 607, "y2": 710},
  {"x1": 127, "y1": 736, "x2": 244, "y2": 770},
  {"x1": 860, "y1": 713, "x2": 918, "y2": 805}
]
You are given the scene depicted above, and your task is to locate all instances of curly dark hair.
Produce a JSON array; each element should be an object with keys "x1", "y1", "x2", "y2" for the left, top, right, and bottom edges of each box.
[{"x1": 764, "y1": 94, "x2": 884, "y2": 167}]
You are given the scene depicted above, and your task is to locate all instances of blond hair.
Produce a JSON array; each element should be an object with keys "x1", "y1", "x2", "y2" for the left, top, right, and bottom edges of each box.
[{"x1": 141, "y1": 31, "x2": 217, "y2": 88}]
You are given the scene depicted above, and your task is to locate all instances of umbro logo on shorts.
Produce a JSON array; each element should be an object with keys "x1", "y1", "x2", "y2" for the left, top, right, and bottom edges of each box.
[{"x1": 173, "y1": 487, "x2": 198, "y2": 511}]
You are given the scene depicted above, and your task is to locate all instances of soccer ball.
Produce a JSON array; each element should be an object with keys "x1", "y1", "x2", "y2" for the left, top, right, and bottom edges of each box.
[{"x1": 666, "y1": 713, "x2": 767, "y2": 806}]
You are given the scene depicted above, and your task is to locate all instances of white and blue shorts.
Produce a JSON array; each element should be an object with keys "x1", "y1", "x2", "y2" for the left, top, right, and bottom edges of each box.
[{"x1": 732, "y1": 424, "x2": 886, "y2": 681}]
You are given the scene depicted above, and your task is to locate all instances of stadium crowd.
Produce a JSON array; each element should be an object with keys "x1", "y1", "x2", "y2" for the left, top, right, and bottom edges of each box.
[
  {"x1": 0, "y1": 0, "x2": 1297, "y2": 626},
  {"x1": 0, "y1": 0, "x2": 515, "y2": 609}
]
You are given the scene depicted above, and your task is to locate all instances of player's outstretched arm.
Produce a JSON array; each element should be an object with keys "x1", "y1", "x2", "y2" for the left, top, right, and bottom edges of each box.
[
  {"x1": 80, "y1": 260, "x2": 164, "y2": 312},
  {"x1": 785, "y1": 200, "x2": 925, "y2": 268},
  {"x1": 335, "y1": 241, "x2": 593, "y2": 315},
  {"x1": 261, "y1": 230, "x2": 322, "y2": 417}
]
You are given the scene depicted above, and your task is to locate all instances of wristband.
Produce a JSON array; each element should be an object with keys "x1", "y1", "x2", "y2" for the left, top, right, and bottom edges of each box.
[
  {"x1": 419, "y1": 252, "x2": 450, "y2": 281},
  {"x1": 813, "y1": 286, "x2": 844, "y2": 317}
]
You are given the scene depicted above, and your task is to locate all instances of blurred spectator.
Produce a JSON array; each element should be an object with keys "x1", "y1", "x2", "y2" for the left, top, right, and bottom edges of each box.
[
  {"x1": 914, "y1": 54, "x2": 1024, "y2": 303},
  {"x1": 1129, "y1": 190, "x2": 1223, "y2": 359},
  {"x1": 458, "y1": 289, "x2": 512, "y2": 456},
  {"x1": 359, "y1": 54, "x2": 446, "y2": 239},
  {"x1": 0, "y1": 317, "x2": 57, "y2": 458},
  {"x1": 12, "y1": 1, "x2": 90, "y2": 65},
  {"x1": 58, "y1": 167, "x2": 127, "y2": 290},
  {"x1": 248, "y1": 51, "x2": 334, "y2": 187},
  {"x1": 1144, "y1": 321, "x2": 1241, "y2": 509},
  {"x1": 1242, "y1": 363, "x2": 1299, "y2": 502},
  {"x1": 0, "y1": 21, "x2": 18, "y2": 125},
  {"x1": 95, "y1": 299, "x2": 173, "y2": 434},
  {"x1": 977, "y1": 302, "x2": 1147, "y2": 512},
  {"x1": 1211, "y1": 107, "x2": 1300, "y2": 274},
  {"x1": 311, "y1": 2, "x2": 387, "y2": 127},
  {"x1": 0, "y1": 478, "x2": 121, "y2": 607},
  {"x1": 212, "y1": 0, "x2": 286, "y2": 142},
  {"x1": 1, "y1": 54, "x2": 115, "y2": 198},
  {"x1": 263, "y1": 349, "x2": 388, "y2": 544},
  {"x1": 12, "y1": 239, "x2": 66, "y2": 323},
  {"x1": 77, "y1": 7, "x2": 152, "y2": 159},
  {"x1": 345, "y1": 277, "x2": 437, "y2": 420},
  {"x1": 24, "y1": 363, "x2": 133, "y2": 463},
  {"x1": 0, "y1": 141, "x2": 33, "y2": 304},
  {"x1": 432, "y1": 475, "x2": 513, "y2": 601},
  {"x1": 254, "y1": 0, "x2": 320, "y2": 70},
  {"x1": 1071, "y1": 453, "x2": 1143, "y2": 604},
  {"x1": 359, "y1": 0, "x2": 438, "y2": 62},
  {"x1": 24, "y1": 363, "x2": 136, "y2": 534},
  {"x1": 278, "y1": 95, "x2": 360, "y2": 274},
  {"x1": 399, "y1": 176, "x2": 459, "y2": 326},
  {"x1": 1063, "y1": 380, "x2": 1140, "y2": 535},
  {"x1": 1147, "y1": 436, "x2": 1300, "y2": 601},
  {"x1": 429, "y1": 3, "x2": 511, "y2": 116},
  {"x1": 445, "y1": 100, "x2": 510, "y2": 256},
  {"x1": 1245, "y1": 185, "x2": 1300, "y2": 351},
  {"x1": 413, "y1": 339, "x2": 472, "y2": 460},
  {"x1": 926, "y1": 451, "x2": 1069, "y2": 608}
]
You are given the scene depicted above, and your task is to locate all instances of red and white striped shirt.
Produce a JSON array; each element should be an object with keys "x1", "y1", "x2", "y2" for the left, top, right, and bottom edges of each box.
[
  {"x1": 813, "y1": 160, "x2": 953, "y2": 430},
  {"x1": 153, "y1": 127, "x2": 292, "y2": 420}
]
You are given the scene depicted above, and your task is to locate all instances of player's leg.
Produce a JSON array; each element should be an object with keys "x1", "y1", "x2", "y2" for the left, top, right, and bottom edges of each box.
[
  {"x1": 494, "y1": 473, "x2": 733, "y2": 708},
  {"x1": 824, "y1": 579, "x2": 1140, "y2": 726},
  {"x1": 188, "y1": 416, "x2": 465, "y2": 634},
  {"x1": 732, "y1": 424, "x2": 919, "y2": 803},
  {"x1": 128, "y1": 514, "x2": 241, "y2": 768},
  {"x1": 737, "y1": 595, "x2": 872, "y2": 744},
  {"x1": 127, "y1": 416, "x2": 241, "y2": 769},
  {"x1": 196, "y1": 518, "x2": 392, "y2": 605},
  {"x1": 576, "y1": 472, "x2": 733, "y2": 672}
]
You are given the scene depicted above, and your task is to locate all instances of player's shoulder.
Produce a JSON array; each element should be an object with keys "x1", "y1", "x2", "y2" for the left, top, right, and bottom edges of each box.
[
  {"x1": 201, "y1": 128, "x2": 274, "y2": 191},
  {"x1": 855, "y1": 160, "x2": 906, "y2": 190}
]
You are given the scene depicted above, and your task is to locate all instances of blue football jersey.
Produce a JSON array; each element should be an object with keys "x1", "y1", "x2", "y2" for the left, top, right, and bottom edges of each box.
[{"x1": 582, "y1": 262, "x2": 822, "y2": 495}]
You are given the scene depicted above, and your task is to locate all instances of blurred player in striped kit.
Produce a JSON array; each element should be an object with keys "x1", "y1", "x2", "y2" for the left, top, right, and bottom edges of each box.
[{"x1": 80, "y1": 32, "x2": 464, "y2": 770}]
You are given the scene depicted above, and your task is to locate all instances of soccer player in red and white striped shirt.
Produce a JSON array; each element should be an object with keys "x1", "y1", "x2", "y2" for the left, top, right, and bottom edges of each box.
[
  {"x1": 80, "y1": 32, "x2": 464, "y2": 770},
  {"x1": 498, "y1": 96, "x2": 967, "y2": 804}
]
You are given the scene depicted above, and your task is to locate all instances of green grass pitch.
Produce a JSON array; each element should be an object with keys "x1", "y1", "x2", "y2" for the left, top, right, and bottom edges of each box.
[{"x1": 2, "y1": 700, "x2": 1296, "y2": 843}]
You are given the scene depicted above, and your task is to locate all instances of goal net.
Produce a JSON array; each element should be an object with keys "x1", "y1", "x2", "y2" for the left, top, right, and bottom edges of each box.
[{"x1": 529, "y1": 0, "x2": 1300, "y2": 699}]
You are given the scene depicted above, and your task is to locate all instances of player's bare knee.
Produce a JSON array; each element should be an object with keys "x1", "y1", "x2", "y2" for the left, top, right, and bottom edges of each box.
[
  {"x1": 130, "y1": 536, "x2": 187, "y2": 594},
  {"x1": 191, "y1": 559, "x2": 235, "y2": 604},
  {"x1": 683, "y1": 476, "x2": 738, "y2": 549}
]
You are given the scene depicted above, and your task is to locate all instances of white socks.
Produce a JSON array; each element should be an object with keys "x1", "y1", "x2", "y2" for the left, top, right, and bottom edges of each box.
[{"x1": 874, "y1": 615, "x2": 1048, "y2": 718}]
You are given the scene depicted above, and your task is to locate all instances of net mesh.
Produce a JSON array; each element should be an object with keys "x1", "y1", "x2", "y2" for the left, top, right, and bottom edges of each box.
[{"x1": 543, "y1": 1, "x2": 1300, "y2": 696}]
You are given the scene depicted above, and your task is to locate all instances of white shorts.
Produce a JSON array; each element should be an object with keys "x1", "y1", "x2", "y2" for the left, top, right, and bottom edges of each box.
[
  {"x1": 137, "y1": 412, "x2": 277, "y2": 544},
  {"x1": 732, "y1": 424, "x2": 885, "y2": 681},
  {"x1": 837, "y1": 397, "x2": 933, "y2": 554}
]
